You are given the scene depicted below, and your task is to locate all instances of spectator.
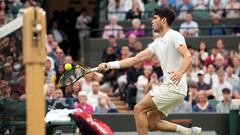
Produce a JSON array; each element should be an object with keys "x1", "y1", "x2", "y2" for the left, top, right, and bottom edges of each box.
[
  {"x1": 1, "y1": 62, "x2": 18, "y2": 87},
  {"x1": 126, "y1": 63, "x2": 143, "y2": 109},
  {"x1": 176, "y1": 0, "x2": 194, "y2": 19},
  {"x1": 208, "y1": 14, "x2": 227, "y2": 36},
  {"x1": 232, "y1": 57, "x2": 240, "y2": 77},
  {"x1": 54, "y1": 48, "x2": 65, "y2": 66},
  {"x1": 125, "y1": 18, "x2": 145, "y2": 38},
  {"x1": 102, "y1": 46, "x2": 118, "y2": 63},
  {"x1": 124, "y1": 0, "x2": 145, "y2": 15},
  {"x1": 225, "y1": 65, "x2": 240, "y2": 91},
  {"x1": 44, "y1": 59, "x2": 56, "y2": 84},
  {"x1": 227, "y1": 50, "x2": 238, "y2": 67},
  {"x1": 87, "y1": 81, "x2": 106, "y2": 110},
  {"x1": 193, "y1": 90, "x2": 216, "y2": 112},
  {"x1": 53, "y1": 89, "x2": 64, "y2": 100},
  {"x1": 65, "y1": 81, "x2": 81, "y2": 102},
  {"x1": 108, "y1": 0, "x2": 126, "y2": 21},
  {"x1": 144, "y1": 72, "x2": 161, "y2": 94},
  {"x1": 197, "y1": 41, "x2": 209, "y2": 63},
  {"x1": 172, "y1": 100, "x2": 192, "y2": 113},
  {"x1": 136, "y1": 65, "x2": 152, "y2": 103},
  {"x1": 214, "y1": 53, "x2": 226, "y2": 71},
  {"x1": 144, "y1": 0, "x2": 159, "y2": 18},
  {"x1": 152, "y1": 56, "x2": 163, "y2": 79},
  {"x1": 102, "y1": 35, "x2": 121, "y2": 59},
  {"x1": 126, "y1": 0, "x2": 142, "y2": 20},
  {"x1": 49, "y1": 20, "x2": 68, "y2": 54},
  {"x1": 192, "y1": 0, "x2": 208, "y2": 9},
  {"x1": 81, "y1": 73, "x2": 94, "y2": 94},
  {"x1": 224, "y1": 0, "x2": 240, "y2": 18},
  {"x1": 185, "y1": 82, "x2": 198, "y2": 106},
  {"x1": 44, "y1": 83, "x2": 55, "y2": 99},
  {"x1": 0, "y1": 10, "x2": 6, "y2": 26},
  {"x1": 76, "y1": 7, "x2": 92, "y2": 60},
  {"x1": 216, "y1": 88, "x2": 239, "y2": 113},
  {"x1": 102, "y1": 15, "x2": 125, "y2": 39},
  {"x1": 209, "y1": 0, "x2": 224, "y2": 18},
  {"x1": 204, "y1": 64, "x2": 218, "y2": 87},
  {"x1": 215, "y1": 39, "x2": 227, "y2": 57},
  {"x1": 95, "y1": 94, "x2": 117, "y2": 113},
  {"x1": 196, "y1": 70, "x2": 213, "y2": 97},
  {"x1": 0, "y1": 80, "x2": 11, "y2": 98},
  {"x1": 74, "y1": 91, "x2": 94, "y2": 114},
  {"x1": 204, "y1": 47, "x2": 218, "y2": 67},
  {"x1": 212, "y1": 70, "x2": 232, "y2": 101},
  {"x1": 179, "y1": 12, "x2": 199, "y2": 37}
]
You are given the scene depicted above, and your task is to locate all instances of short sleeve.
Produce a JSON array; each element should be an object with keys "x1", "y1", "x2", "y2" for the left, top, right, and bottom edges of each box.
[
  {"x1": 174, "y1": 32, "x2": 186, "y2": 49},
  {"x1": 147, "y1": 41, "x2": 156, "y2": 54}
]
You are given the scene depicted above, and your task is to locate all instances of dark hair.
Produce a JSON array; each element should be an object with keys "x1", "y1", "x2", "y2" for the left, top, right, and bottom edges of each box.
[{"x1": 154, "y1": 7, "x2": 176, "y2": 26}]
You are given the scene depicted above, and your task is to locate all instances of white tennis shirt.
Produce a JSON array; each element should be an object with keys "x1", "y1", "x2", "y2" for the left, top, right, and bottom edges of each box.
[{"x1": 148, "y1": 29, "x2": 188, "y2": 96}]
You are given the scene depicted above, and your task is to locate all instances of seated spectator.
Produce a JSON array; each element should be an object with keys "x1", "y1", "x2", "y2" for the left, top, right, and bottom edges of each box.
[
  {"x1": 204, "y1": 64, "x2": 218, "y2": 87},
  {"x1": 144, "y1": 72, "x2": 161, "y2": 95},
  {"x1": 192, "y1": 0, "x2": 208, "y2": 9},
  {"x1": 208, "y1": 14, "x2": 227, "y2": 36},
  {"x1": 126, "y1": 0, "x2": 142, "y2": 20},
  {"x1": 80, "y1": 73, "x2": 95, "y2": 95},
  {"x1": 232, "y1": 57, "x2": 240, "y2": 77},
  {"x1": 214, "y1": 53, "x2": 226, "y2": 71},
  {"x1": 126, "y1": 63, "x2": 143, "y2": 109},
  {"x1": 102, "y1": 15, "x2": 125, "y2": 39},
  {"x1": 124, "y1": 0, "x2": 145, "y2": 15},
  {"x1": 212, "y1": 70, "x2": 232, "y2": 101},
  {"x1": 0, "y1": 10, "x2": 6, "y2": 26},
  {"x1": 215, "y1": 39, "x2": 227, "y2": 57},
  {"x1": 107, "y1": 0, "x2": 126, "y2": 21},
  {"x1": 44, "y1": 83, "x2": 55, "y2": 99},
  {"x1": 136, "y1": 65, "x2": 152, "y2": 103},
  {"x1": 65, "y1": 81, "x2": 81, "y2": 102},
  {"x1": 172, "y1": 100, "x2": 192, "y2": 113},
  {"x1": 0, "y1": 80, "x2": 11, "y2": 98},
  {"x1": 185, "y1": 82, "x2": 198, "y2": 106},
  {"x1": 53, "y1": 89, "x2": 64, "y2": 100},
  {"x1": 1, "y1": 62, "x2": 18, "y2": 87},
  {"x1": 44, "y1": 59, "x2": 56, "y2": 84},
  {"x1": 216, "y1": 88, "x2": 239, "y2": 113},
  {"x1": 87, "y1": 81, "x2": 106, "y2": 110},
  {"x1": 209, "y1": 0, "x2": 224, "y2": 18},
  {"x1": 102, "y1": 35, "x2": 121, "y2": 60},
  {"x1": 197, "y1": 41, "x2": 209, "y2": 63},
  {"x1": 204, "y1": 47, "x2": 218, "y2": 68},
  {"x1": 95, "y1": 94, "x2": 118, "y2": 113},
  {"x1": 176, "y1": 0, "x2": 194, "y2": 19},
  {"x1": 102, "y1": 46, "x2": 118, "y2": 63},
  {"x1": 196, "y1": 70, "x2": 213, "y2": 98},
  {"x1": 224, "y1": 0, "x2": 240, "y2": 18},
  {"x1": 144, "y1": 0, "x2": 159, "y2": 18},
  {"x1": 74, "y1": 91, "x2": 94, "y2": 114},
  {"x1": 125, "y1": 18, "x2": 145, "y2": 38},
  {"x1": 179, "y1": 12, "x2": 199, "y2": 37},
  {"x1": 225, "y1": 65, "x2": 240, "y2": 90},
  {"x1": 193, "y1": 90, "x2": 216, "y2": 112}
]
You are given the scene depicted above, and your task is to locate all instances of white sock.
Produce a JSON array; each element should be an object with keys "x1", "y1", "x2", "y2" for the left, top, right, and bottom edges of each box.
[{"x1": 176, "y1": 125, "x2": 191, "y2": 135}]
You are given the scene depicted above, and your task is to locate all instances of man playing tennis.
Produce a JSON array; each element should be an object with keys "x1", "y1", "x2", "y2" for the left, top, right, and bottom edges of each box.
[{"x1": 98, "y1": 7, "x2": 201, "y2": 135}]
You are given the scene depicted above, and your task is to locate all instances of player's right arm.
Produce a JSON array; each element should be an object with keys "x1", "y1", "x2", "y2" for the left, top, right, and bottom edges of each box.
[{"x1": 98, "y1": 49, "x2": 154, "y2": 72}]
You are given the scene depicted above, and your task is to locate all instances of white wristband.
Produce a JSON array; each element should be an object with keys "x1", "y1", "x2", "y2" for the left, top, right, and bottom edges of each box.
[{"x1": 108, "y1": 61, "x2": 120, "y2": 69}]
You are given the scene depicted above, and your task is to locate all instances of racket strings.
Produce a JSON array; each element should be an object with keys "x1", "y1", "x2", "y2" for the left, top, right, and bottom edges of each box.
[{"x1": 59, "y1": 67, "x2": 85, "y2": 86}]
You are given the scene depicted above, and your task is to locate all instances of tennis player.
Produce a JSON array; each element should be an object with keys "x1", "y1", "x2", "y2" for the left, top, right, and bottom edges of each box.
[{"x1": 98, "y1": 7, "x2": 201, "y2": 135}]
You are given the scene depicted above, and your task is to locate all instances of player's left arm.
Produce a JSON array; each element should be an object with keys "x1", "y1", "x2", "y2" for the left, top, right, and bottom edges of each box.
[{"x1": 169, "y1": 44, "x2": 192, "y2": 84}]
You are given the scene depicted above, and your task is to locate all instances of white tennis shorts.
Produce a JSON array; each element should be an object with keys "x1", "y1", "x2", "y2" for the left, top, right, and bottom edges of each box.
[{"x1": 149, "y1": 83, "x2": 184, "y2": 116}]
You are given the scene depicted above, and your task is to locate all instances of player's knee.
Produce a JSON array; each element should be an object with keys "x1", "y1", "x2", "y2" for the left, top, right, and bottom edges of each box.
[
  {"x1": 148, "y1": 121, "x2": 156, "y2": 130},
  {"x1": 133, "y1": 104, "x2": 143, "y2": 114}
]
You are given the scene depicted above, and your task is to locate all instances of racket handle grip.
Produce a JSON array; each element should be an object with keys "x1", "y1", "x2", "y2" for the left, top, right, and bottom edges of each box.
[{"x1": 91, "y1": 67, "x2": 99, "y2": 72}]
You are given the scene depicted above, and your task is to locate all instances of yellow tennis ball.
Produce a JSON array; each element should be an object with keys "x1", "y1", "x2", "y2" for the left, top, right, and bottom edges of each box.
[{"x1": 64, "y1": 63, "x2": 72, "y2": 71}]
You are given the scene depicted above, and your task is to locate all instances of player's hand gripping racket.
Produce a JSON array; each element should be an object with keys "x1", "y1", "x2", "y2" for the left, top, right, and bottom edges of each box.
[{"x1": 58, "y1": 65, "x2": 99, "y2": 88}]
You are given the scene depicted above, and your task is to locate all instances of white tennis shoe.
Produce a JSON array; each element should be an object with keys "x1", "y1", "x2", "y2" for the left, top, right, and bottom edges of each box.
[{"x1": 191, "y1": 127, "x2": 202, "y2": 135}]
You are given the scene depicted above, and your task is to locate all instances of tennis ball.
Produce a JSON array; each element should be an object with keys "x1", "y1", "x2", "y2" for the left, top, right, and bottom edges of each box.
[{"x1": 64, "y1": 63, "x2": 72, "y2": 71}]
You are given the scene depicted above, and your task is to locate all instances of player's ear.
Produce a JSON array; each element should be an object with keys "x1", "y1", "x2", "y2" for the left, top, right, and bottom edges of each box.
[{"x1": 161, "y1": 17, "x2": 167, "y2": 24}]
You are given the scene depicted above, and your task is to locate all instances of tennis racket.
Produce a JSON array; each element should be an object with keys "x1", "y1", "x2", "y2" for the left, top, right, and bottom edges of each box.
[{"x1": 58, "y1": 65, "x2": 99, "y2": 88}]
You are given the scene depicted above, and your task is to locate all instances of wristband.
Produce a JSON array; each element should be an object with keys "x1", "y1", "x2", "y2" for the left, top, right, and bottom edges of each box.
[{"x1": 108, "y1": 61, "x2": 120, "y2": 69}]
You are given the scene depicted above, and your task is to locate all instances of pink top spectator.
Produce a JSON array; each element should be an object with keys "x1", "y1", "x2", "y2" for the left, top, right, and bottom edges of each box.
[{"x1": 74, "y1": 102, "x2": 94, "y2": 114}]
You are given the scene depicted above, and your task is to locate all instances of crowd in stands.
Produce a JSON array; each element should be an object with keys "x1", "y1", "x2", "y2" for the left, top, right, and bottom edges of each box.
[{"x1": 0, "y1": 0, "x2": 240, "y2": 117}]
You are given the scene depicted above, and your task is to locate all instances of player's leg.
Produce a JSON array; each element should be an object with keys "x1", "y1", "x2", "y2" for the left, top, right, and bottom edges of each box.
[{"x1": 133, "y1": 93, "x2": 157, "y2": 135}]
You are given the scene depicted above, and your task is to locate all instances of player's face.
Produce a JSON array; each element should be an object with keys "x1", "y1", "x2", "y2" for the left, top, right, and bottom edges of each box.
[{"x1": 151, "y1": 15, "x2": 162, "y2": 32}]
